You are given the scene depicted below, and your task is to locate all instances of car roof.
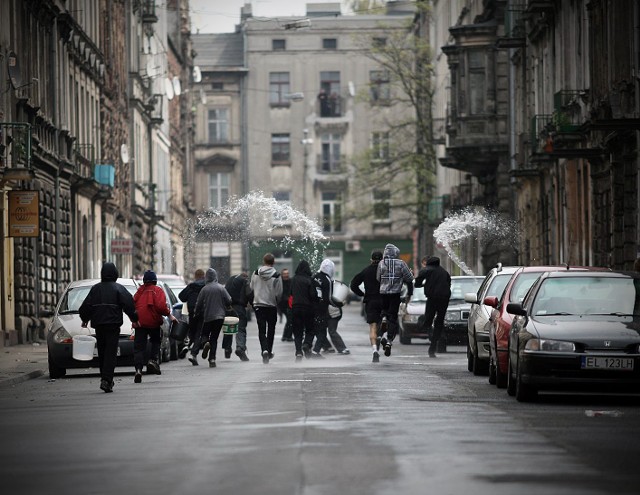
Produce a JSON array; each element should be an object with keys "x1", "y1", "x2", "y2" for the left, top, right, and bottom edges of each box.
[
  {"x1": 451, "y1": 275, "x2": 485, "y2": 279},
  {"x1": 517, "y1": 265, "x2": 607, "y2": 273},
  {"x1": 491, "y1": 265, "x2": 522, "y2": 274},
  {"x1": 540, "y1": 270, "x2": 637, "y2": 279},
  {"x1": 66, "y1": 278, "x2": 138, "y2": 288}
]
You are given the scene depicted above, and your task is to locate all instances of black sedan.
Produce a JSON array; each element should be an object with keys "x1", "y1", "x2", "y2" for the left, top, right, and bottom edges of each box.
[{"x1": 506, "y1": 270, "x2": 640, "y2": 402}]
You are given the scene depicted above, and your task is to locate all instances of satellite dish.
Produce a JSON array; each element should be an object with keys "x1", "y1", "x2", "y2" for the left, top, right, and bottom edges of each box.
[
  {"x1": 348, "y1": 81, "x2": 355, "y2": 97},
  {"x1": 7, "y1": 52, "x2": 22, "y2": 89},
  {"x1": 200, "y1": 88, "x2": 207, "y2": 104},
  {"x1": 165, "y1": 77, "x2": 174, "y2": 100},
  {"x1": 193, "y1": 66, "x2": 202, "y2": 83},
  {"x1": 146, "y1": 58, "x2": 157, "y2": 78},
  {"x1": 120, "y1": 144, "x2": 130, "y2": 164},
  {"x1": 149, "y1": 36, "x2": 158, "y2": 55},
  {"x1": 172, "y1": 76, "x2": 182, "y2": 96}
]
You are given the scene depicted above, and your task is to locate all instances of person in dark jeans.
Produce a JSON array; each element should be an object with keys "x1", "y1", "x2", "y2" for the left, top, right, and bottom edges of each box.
[
  {"x1": 225, "y1": 271, "x2": 253, "y2": 361},
  {"x1": 278, "y1": 268, "x2": 293, "y2": 342},
  {"x1": 79, "y1": 262, "x2": 139, "y2": 393},
  {"x1": 178, "y1": 269, "x2": 206, "y2": 358},
  {"x1": 414, "y1": 256, "x2": 451, "y2": 357},
  {"x1": 250, "y1": 253, "x2": 283, "y2": 364},
  {"x1": 290, "y1": 260, "x2": 318, "y2": 361}
]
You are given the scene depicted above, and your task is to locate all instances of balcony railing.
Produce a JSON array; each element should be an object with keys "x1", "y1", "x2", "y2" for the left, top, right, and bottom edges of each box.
[
  {"x1": 316, "y1": 154, "x2": 345, "y2": 174},
  {"x1": 0, "y1": 123, "x2": 31, "y2": 169},
  {"x1": 317, "y1": 95, "x2": 344, "y2": 118},
  {"x1": 75, "y1": 144, "x2": 95, "y2": 179},
  {"x1": 142, "y1": 0, "x2": 158, "y2": 23},
  {"x1": 530, "y1": 114, "x2": 553, "y2": 153}
]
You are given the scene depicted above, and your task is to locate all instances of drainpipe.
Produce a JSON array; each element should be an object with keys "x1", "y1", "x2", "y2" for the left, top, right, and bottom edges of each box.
[
  {"x1": 241, "y1": 22, "x2": 250, "y2": 272},
  {"x1": 53, "y1": 15, "x2": 62, "y2": 298},
  {"x1": 635, "y1": 1, "x2": 640, "y2": 260}
]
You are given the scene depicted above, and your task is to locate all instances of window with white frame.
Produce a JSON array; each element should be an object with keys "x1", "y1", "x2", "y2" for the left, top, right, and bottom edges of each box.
[
  {"x1": 320, "y1": 133, "x2": 341, "y2": 172},
  {"x1": 272, "y1": 191, "x2": 291, "y2": 225},
  {"x1": 208, "y1": 108, "x2": 229, "y2": 144},
  {"x1": 373, "y1": 189, "x2": 390, "y2": 222},
  {"x1": 371, "y1": 131, "x2": 390, "y2": 162},
  {"x1": 269, "y1": 72, "x2": 290, "y2": 106},
  {"x1": 209, "y1": 172, "x2": 229, "y2": 209},
  {"x1": 322, "y1": 191, "x2": 342, "y2": 233},
  {"x1": 271, "y1": 133, "x2": 290, "y2": 164}
]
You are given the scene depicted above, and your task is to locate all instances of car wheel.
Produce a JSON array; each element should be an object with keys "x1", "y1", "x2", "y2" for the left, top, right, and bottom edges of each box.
[
  {"x1": 495, "y1": 358, "x2": 508, "y2": 389},
  {"x1": 399, "y1": 327, "x2": 411, "y2": 345},
  {"x1": 488, "y1": 356, "x2": 497, "y2": 385},
  {"x1": 48, "y1": 354, "x2": 66, "y2": 379},
  {"x1": 506, "y1": 354, "x2": 516, "y2": 396},
  {"x1": 467, "y1": 342, "x2": 474, "y2": 372},
  {"x1": 515, "y1": 359, "x2": 537, "y2": 402},
  {"x1": 472, "y1": 345, "x2": 488, "y2": 376}
]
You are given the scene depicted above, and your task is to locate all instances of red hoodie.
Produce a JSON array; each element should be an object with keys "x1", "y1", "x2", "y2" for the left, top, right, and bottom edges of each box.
[{"x1": 134, "y1": 283, "x2": 170, "y2": 328}]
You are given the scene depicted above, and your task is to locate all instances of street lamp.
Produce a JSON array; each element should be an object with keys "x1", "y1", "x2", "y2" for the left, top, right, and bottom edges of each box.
[{"x1": 301, "y1": 128, "x2": 313, "y2": 212}]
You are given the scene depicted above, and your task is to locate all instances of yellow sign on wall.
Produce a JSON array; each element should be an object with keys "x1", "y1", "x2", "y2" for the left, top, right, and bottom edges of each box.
[{"x1": 8, "y1": 190, "x2": 39, "y2": 237}]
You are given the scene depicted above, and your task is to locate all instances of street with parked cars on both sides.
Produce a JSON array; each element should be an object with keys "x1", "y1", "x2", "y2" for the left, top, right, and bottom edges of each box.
[{"x1": 2, "y1": 266, "x2": 640, "y2": 494}]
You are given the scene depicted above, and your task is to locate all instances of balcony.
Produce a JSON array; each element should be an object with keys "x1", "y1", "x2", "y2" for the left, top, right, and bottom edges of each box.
[
  {"x1": 0, "y1": 123, "x2": 33, "y2": 180},
  {"x1": 317, "y1": 95, "x2": 344, "y2": 118},
  {"x1": 74, "y1": 144, "x2": 95, "y2": 180},
  {"x1": 141, "y1": 0, "x2": 158, "y2": 24},
  {"x1": 316, "y1": 154, "x2": 345, "y2": 174},
  {"x1": 530, "y1": 113, "x2": 602, "y2": 160},
  {"x1": 496, "y1": 5, "x2": 526, "y2": 49}
]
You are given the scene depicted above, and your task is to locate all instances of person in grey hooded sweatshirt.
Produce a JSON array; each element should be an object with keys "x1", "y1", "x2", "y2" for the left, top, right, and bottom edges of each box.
[
  {"x1": 250, "y1": 253, "x2": 283, "y2": 364},
  {"x1": 376, "y1": 243, "x2": 413, "y2": 357},
  {"x1": 188, "y1": 268, "x2": 232, "y2": 368}
]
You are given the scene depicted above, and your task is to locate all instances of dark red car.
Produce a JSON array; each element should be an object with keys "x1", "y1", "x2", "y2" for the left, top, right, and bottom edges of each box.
[{"x1": 484, "y1": 266, "x2": 607, "y2": 388}]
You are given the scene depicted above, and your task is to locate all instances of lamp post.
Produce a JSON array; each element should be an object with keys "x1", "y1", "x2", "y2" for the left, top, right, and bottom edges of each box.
[{"x1": 301, "y1": 128, "x2": 313, "y2": 213}]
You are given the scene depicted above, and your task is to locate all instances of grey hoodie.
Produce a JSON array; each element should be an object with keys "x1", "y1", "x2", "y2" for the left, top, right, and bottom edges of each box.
[
  {"x1": 250, "y1": 265, "x2": 283, "y2": 307},
  {"x1": 376, "y1": 243, "x2": 414, "y2": 294},
  {"x1": 193, "y1": 268, "x2": 232, "y2": 322}
]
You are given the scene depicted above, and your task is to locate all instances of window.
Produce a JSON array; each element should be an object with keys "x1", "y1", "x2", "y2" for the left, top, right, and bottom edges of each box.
[
  {"x1": 269, "y1": 72, "x2": 290, "y2": 106},
  {"x1": 212, "y1": 82, "x2": 223, "y2": 91},
  {"x1": 208, "y1": 108, "x2": 229, "y2": 144},
  {"x1": 322, "y1": 38, "x2": 337, "y2": 50},
  {"x1": 320, "y1": 133, "x2": 341, "y2": 172},
  {"x1": 272, "y1": 39, "x2": 286, "y2": 51},
  {"x1": 468, "y1": 50, "x2": 486, "y2": 115},
  {"x1": 371, "y1": 132, "x2": 390, "y2": 162},
  {"x1": 209, "y1": 172, "x2": 229, "y2": 209},
  {"x1": 271, "y1": 134, "x2": 290, "y2": 164},
  {"x1": 373, "y1": 37, "x2": 387, "y2": 48},
  {"x1": 272, "y1": 191, "x2": 291, "y2": 225},
  {"x1": 319, "y1": 71, "x2": 341, "y2": 117},
  {"x1": 322, "y1": 191, "x2": 342, "y2": 233},
  {"x1": 373, "y1": 189, "x2": 390, "y2": 221},
  {"x1": 369, "y1": 70, "x2": 390, "y2": 102}
]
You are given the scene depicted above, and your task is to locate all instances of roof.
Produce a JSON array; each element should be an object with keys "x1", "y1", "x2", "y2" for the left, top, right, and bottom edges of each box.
[{"x1": 192, "y1": 32, "x2": 244, "y2": 68}]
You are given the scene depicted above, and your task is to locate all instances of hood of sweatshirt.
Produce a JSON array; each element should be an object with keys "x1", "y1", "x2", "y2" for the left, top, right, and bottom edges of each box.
[
  {"x1": 101, "y1": 262, "x2": 119, "y2": 282},
  {"x1": 319, "y1": 259, "x2": 335, "y2": 279},
  {"x1": 383, "y1": 244, "x2": 399, "y2": 259},
  {"x1": 205, "y1": 268, "x2": 218, "y2": 283},
  {"x1": 258, "y1": 265, "x2": 277, "y2": 280},
  {"x1": 295, "y1": 260, "x2": 312, "y2": 277},
  {"x1": 426, "y1": 256, "x2": 441, "y2": 267}
]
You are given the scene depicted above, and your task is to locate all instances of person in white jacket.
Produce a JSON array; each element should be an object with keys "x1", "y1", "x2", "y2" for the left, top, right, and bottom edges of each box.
[{"x1": 250, "y1": 253, "x2": 283, "y2": 364}]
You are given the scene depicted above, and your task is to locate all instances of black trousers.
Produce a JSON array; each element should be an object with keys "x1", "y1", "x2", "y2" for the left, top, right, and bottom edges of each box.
[
  {"x1": 254, "y1": 306, "x2": 278, "y2": 354},
  {"x1": 199, "y1": 319, "x2": 224, "y2": 361},
  {"x1": 380, "y1": 293, "x2": 402, "y2": 341},
  {"x1": 292, "y1": 307, "x2": 315, "y2": 355},
  {"x1": 133, "y1": 326, "x2": 161, "y2": 371},
  {"x1": 424, "y1": 295, "x2": 449, "y2": 354},
  {"x1": 312, "y1": 312, "x2": 331, "y2": 353},
  {"x1": 94, "y1": 325, "x2": 120, "y2": 383}
]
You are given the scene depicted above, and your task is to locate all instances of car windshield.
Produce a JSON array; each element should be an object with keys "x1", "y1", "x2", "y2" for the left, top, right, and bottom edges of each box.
[
  {"x1": 509, "y1": 272, "x2": 543, "y2": 303},
  {"x1": 450, "y1": 278, "x2": 483, "y2": 301},
  {"x1": 486, "y1": 274, "x2": 511, "y2": 298},
  {"x1": 532, "y1": 277, "x2": 640, "y2": 316},
  {"x1": 58, "y1": 284, "x2": 137, "y2": 314}
]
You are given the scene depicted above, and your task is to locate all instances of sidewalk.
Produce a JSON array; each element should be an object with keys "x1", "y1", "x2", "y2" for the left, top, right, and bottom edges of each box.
[{"x1": 0, "y1": 342, "x2": 49, "y2": 388}]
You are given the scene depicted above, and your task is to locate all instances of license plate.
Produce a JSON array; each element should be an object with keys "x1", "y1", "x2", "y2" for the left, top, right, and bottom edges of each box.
[
  {"x1": 581, "y1": 356, "x2": 634, "y2": 371},
  {"x1": 92, "y1": 347, "x2": 121, "y2": 357}
]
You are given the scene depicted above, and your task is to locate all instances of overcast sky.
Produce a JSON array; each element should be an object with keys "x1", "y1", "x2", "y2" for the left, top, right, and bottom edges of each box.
[{"x1": 189, "y1": 0, "x2": 347, "y2": 33}]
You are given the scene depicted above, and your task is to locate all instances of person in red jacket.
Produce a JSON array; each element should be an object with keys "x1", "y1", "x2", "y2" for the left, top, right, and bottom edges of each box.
[{"x1": 133, "y1": 270, "x2": 176, "y2": 383}]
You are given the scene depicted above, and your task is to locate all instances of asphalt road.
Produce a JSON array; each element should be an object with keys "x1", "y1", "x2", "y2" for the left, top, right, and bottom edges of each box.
[{"x1": 1, "y1": 304, "x2": 639, "y2": 495}]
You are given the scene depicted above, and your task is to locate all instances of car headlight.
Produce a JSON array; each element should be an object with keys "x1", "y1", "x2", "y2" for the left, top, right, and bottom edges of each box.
[
  {"x1": 445, "y1": 310, "x2": 460, "y2": 322},
  {"x1": 402, "y1": 314, "x2": 420, "y2": 323},
  {"x1": 51, "y1": 326, "x2": 73, "y2": 344},
  {"x1": 525, "y1": 338, "x2": 575, "y2": 352}
]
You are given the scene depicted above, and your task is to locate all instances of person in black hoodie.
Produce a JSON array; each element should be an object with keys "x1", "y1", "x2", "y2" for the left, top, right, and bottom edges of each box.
[
  {"x1": 225, "y1": 271, "x2": 253, "y2": 361},
  {"x1": 178, "y1": 269, "x2": 206, "y2": 358},
  {"x1": 350, "y1": 250, "x2": 384, "y2": 362},
  {"x1": 79, "y1": 262, "x2": 139, "y2": 393},
  {"x1": 289, "y1": 260, "x2": 317, "y2": 360},
  {"x1": 414, "y1": 255, "x2": 451, "y2": 357}
]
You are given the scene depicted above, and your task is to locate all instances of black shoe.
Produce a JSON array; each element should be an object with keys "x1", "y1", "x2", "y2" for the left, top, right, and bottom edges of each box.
[
  {"x1": 188, "y1": 354, "x2": 199, "y2": 366},
  {"x1": 322, "y1": 347, "x2": 336, "y2": 354},
  {"x1": 235, "y1": 349, "x2": 250, "y2": 361},
  {"x1": 310, "y1": 351, "x2": 325, "y2": 359},
  {"x1": 380, "y1": 337, "x2": 388, "y2": 348},
  {"x1": 295, "y1": 353, "x2": 303, "y2": 362},
  {"x1": 224, "y1": 348, "x2": 232, "y2": 359},
  {"x1": 269, "y1": 352, "x2": 275, "y2": 359},
  {"x1": 100, "y1": 379, "x2": 113, "y2": 393},
  {"x1": 179, "y1": 346, "x2": 190, "y2": 359},
  {"x1": 262, "y1": 350, "x2": 270, "y2": 364},
  {"x1": 429, "y1": 353, "x2": 437, "y2": 358},
  {"x1": 372, "y1": 351, "x2": 380, "y2": 363},
  {"x1": 202, "y1": 342, "x2": 211, "y2": 360},
  {"x1": 134, "y1": 372, "x2": 142, "y2": 384},
  {"x1": 209, "y1": 360, "x2": 216, "y2": 368},
  {"x1": 147, "y1": 360, "x2": 161, "y2": 375},
  {"x1": 384, "y1": 343, "x2": 392, "y2": 357},
  {"x1": 380, "y1": 318, "x2": 388, "y2": 333},
  {"x1": 338, "y1": 349, "x2": 351, "y2": 355}
]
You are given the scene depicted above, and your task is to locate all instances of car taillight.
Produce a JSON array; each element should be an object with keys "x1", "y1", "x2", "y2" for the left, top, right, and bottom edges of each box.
[{"x1": 52, "y1": 327, "x2": 73, "y2": 344}]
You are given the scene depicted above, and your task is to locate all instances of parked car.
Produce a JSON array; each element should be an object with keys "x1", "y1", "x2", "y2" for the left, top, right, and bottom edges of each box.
[
  {"x1": 398, "y1": 276, "x2": 483, "y2": 346},
  {"x1": 506, "y1": 270, "x2": 640, "y2": 402},
  {"x1": 46, "y1": 278, "x2": 136, "y2": 378},
  {"x1": 156, "y1": 273, "x2": 186, "y2": 291},
  {"x1": 484, "y1": 265, "x2": 607, "y2": 388},
  {"x1": 465, "y1": 264, "x2": 521, "y2": 375},
  {"x1": 156, "y1": 280, "x2": 182, "y2": 361}
]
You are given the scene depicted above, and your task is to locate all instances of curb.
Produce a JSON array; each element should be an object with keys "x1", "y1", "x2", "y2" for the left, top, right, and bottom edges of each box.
[{"x1": 0, "y1": 369, "x2": 45, "y2": 389}]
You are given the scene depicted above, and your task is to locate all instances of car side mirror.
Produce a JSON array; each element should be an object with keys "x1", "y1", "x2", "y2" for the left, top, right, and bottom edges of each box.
[
  {"x1": 506, "y1": 302, "x2": 527, "y2": 317},
  {"x1": 464, "y1": 292, "x2": 478, "y2": 304},
  {"x1": 483, "y1": 296, "x2": 499, "y2": 308}
]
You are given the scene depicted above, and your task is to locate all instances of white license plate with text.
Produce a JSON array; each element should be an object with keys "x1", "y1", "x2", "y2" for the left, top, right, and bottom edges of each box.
[
  {"x1": 93, "y1": 347, "x2": 121, "y2": 357},
  {"x1": 581, "y1": 356, "x2": 634, "y2": 371}
]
